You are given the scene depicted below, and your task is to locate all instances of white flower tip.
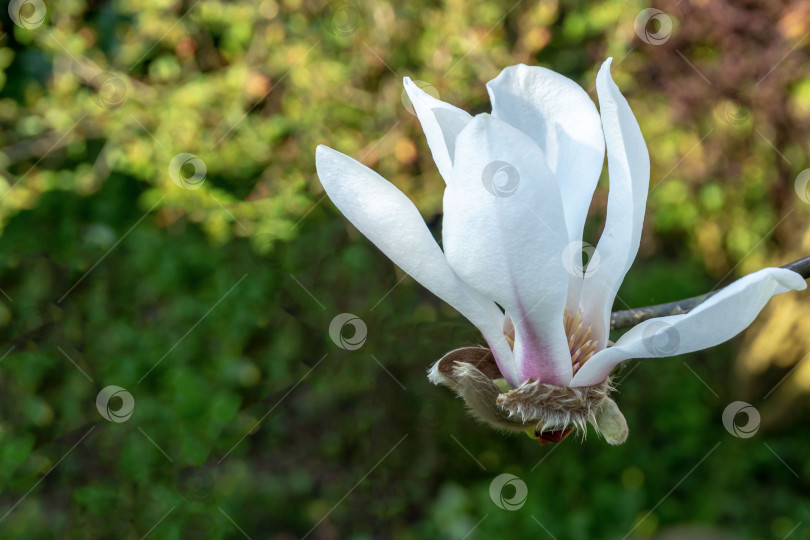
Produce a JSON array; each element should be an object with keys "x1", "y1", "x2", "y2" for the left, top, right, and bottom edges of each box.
[
  {"x1": 596, "y1": 58, "x2": 620, "y2": 99},
  {"x1": 315, "y1": 144, "x2": 334, "y2": 166},
  {"x1": 403, "y1": 76, "x2": 434, "y2": 102},
  {"x1": 402, "y1": 77, "x2": 424, "y2": 103},
  {"x1": 492, "y1": 63, "x2": 531, "y2": 78},
  {"x1": 775, "y1": 267, "x2": 807, "y2": 291},
  {"x1": 597, "y1": 58, "x2": 614, "y2": 80},
  {"x1": 315, "y1": 145, "x2": 350, "y2": 185},
  {"x1": 466, "y1": 111, "x2": 493, "y2": 128},
  {"x1": 600, "y1": 57, "x2": 614, "y2": 72},
  {"x1": 452, "y1": 112, "x2": 495, "y2": 145}
]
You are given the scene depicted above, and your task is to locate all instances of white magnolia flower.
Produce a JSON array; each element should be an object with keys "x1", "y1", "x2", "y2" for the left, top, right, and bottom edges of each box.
[{"x1": 315, "y1": 59, "x2": 806, "y2": 444}]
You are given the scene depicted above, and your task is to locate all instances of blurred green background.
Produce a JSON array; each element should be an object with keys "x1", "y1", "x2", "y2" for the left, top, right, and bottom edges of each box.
[{"x1": 1, "y1": 0, "x2": 810, "y2": 538}]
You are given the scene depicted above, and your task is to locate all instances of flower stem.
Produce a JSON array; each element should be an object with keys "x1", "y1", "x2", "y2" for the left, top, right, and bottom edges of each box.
[{"x1": 610, "y1": 254, "x2": 810, "y2": 330}]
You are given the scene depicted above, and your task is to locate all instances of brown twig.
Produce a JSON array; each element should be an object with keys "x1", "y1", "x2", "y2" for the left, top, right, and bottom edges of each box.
[{"x1": 610, "y1": 254, "x2": 810, "y2": 330}]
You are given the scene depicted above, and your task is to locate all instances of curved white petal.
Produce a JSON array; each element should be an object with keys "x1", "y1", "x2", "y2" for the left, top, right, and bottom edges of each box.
[
  {"x1": 571, "y1": 268, "x2": 807, "y2": 387},
  {"x1": 403, "y1": 77, "x2": 472, "y2": 184},
  {"x1": 487, "y1": 64, "x2": 606, "y2": 247},
  {"x1": 315, "y1": 145, "x2": 518, "y2": 384},
  {"x1": 579, "y1": 58, "x2": 651, "y2": 349},
  {"x1": 442, "y1": 114, "x2": 573, "y2": 386}
]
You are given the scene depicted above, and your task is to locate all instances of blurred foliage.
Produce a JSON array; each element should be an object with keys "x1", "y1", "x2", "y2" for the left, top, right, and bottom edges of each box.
[{"x1": 1, "y1": 0, "x2": 810, "y2": 538}]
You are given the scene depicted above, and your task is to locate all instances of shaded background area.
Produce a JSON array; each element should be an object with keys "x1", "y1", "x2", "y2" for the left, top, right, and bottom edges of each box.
[{"x1": 1, "y1": 0, "x2": 810, "y2": 538}]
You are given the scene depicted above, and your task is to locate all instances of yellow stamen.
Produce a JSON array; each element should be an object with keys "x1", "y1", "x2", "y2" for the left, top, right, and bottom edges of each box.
[
  {"x1": 564, "y1": 309, "x2": 597, "y2": 374},
  {"x1": 502, "y1": 308, "x2": 598, "y2": 374}
]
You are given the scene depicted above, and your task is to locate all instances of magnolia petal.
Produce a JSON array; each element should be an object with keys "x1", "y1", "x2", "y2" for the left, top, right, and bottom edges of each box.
[
  {"x1": 442, "y1": 114, "x2": 573, "y2": 386},
  {"x1": 487, "y1": 64, "x2": 605, "y2": 246},
  {"x1": 579, "y1": 58, "x2": 651, "y2": 350},
  {"x1": 403, "y1": 77, "x2": 472, "y2": 184},
  {"x1": 315, "y1": 145, "x2": 518, "y2": 384},
  {"x1": 571, "y1": 267, "x2": 807, "y2": 387}
]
